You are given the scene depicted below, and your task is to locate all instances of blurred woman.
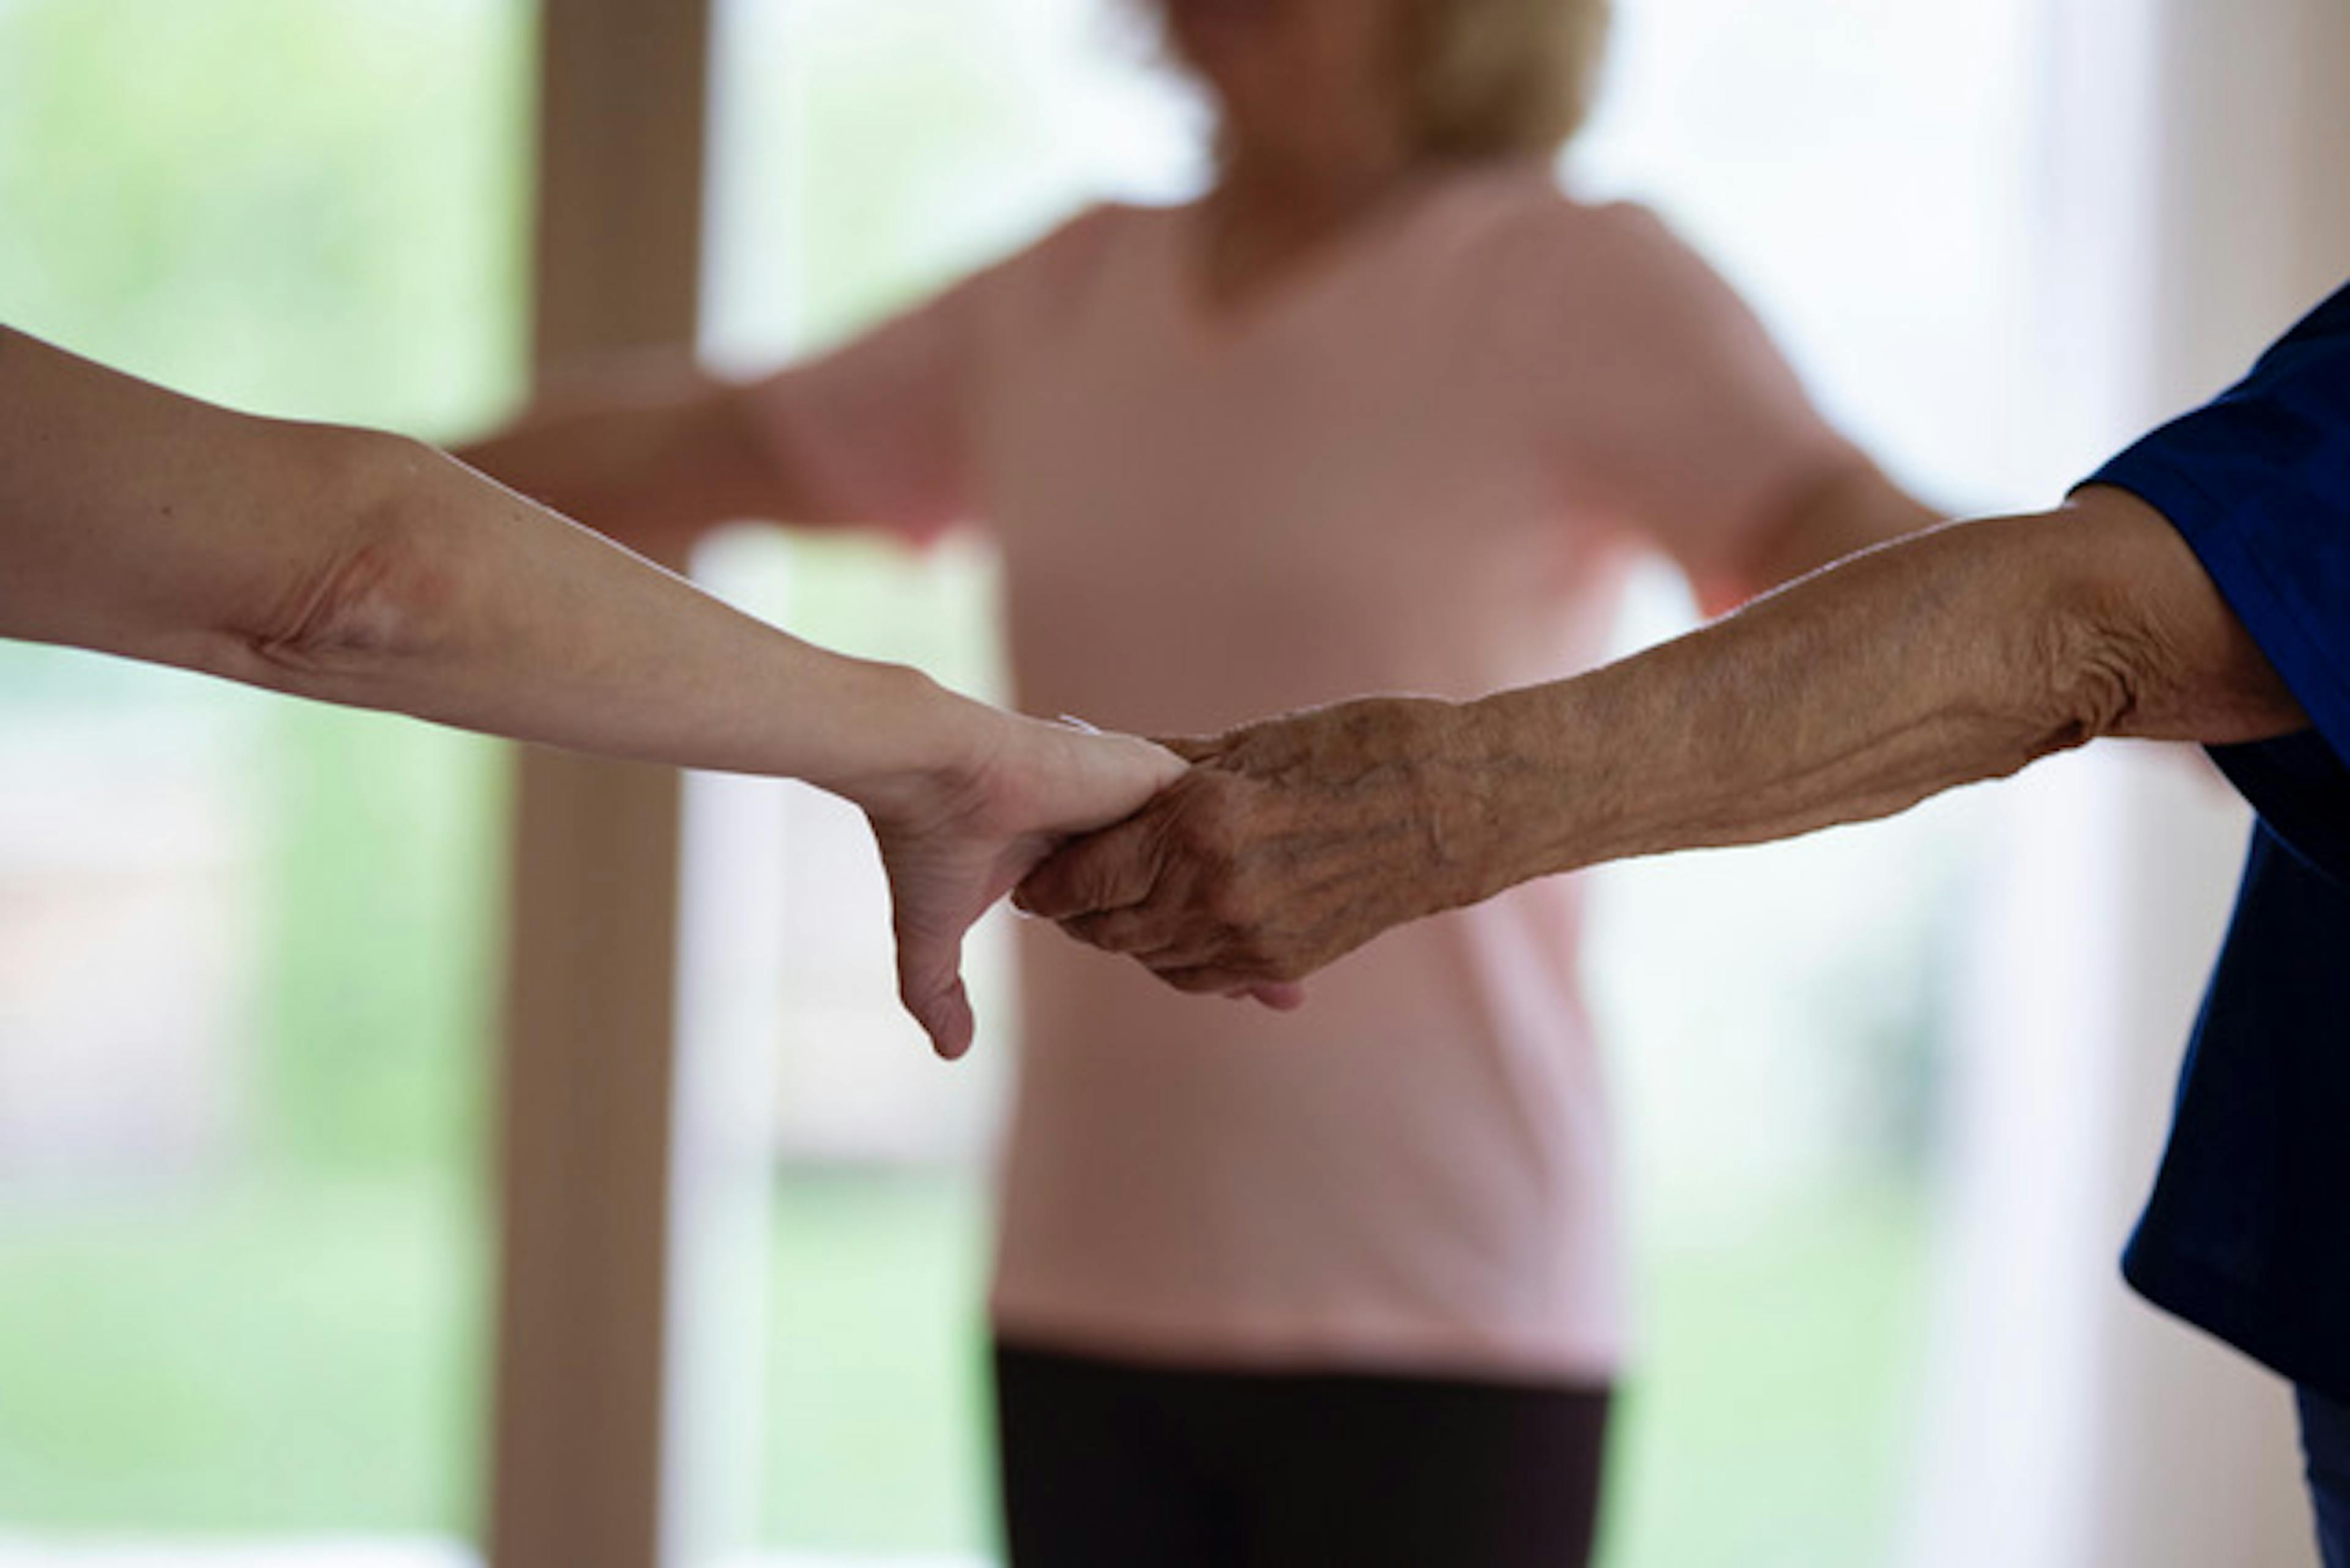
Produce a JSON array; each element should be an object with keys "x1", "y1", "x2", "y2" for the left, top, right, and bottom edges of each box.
[{"x1": 460, "y1": 0, "x2": 1938, "y2": 1559}]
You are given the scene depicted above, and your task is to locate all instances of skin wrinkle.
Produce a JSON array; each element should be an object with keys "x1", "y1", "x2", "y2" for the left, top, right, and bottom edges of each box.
[
  {"x1": 2072, "y1": 580, "x2": 2203, "y2": 746},
  {"x1": 1592, "y1": 526, "x2": 2041, "y2": 859},
  {"x1": 220, "y1": 435, "x2": 446, "y2": 687},
  {"x1": 1562, "y1": 659, "x2": 2033, "y2": 867},
  {"x1": 250, "y1": 537, "x2": 417, "y2": 675}
]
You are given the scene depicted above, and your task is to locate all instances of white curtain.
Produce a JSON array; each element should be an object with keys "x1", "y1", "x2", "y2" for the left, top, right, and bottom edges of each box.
[{"x1": 1902, "y1": 2, "x2": 2350, "y2": 1564}]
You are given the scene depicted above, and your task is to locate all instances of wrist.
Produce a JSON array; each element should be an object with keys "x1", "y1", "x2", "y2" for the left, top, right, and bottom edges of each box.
[{"x1": 821, "y1": 662, "x2": 994, "y2": 824}]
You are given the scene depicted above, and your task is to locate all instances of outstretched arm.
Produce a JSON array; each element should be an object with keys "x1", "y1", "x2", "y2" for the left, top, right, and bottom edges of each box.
[
  {"x1": 453, "y1": 271, "x2": 983, "y2": 560},
  {"x1": 1016, "y1": 487, "x2": 2303, "y2": 996},
  {"x1": 450, "y1": 350, "x2": 840, "y2": 561},
  {"x1": 0, "y1": 326, "x2": 1177, "y2": 1055}
]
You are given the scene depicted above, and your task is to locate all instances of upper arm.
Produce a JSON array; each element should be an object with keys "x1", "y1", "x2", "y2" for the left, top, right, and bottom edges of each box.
[
  {"x1": 2073, "y1": 286, "x2": 2350, "y2": 769},
  {"x1": 736, "y1": 263, "x2": 1005, "y2": 545},
  {"x1": 1517, "y1": 205, "x2": 1874, "y2": 609},
  {"x1": 740, "y1": 204, "x2": 1127, "y2": 542},
  {"x1": 453, "y1": 352, "x2": 813, "y2": 562},
  {"x1": 0, "y1": 326, "x2": 367, "y2": 671},
  {"x1": 2056, "y1": 485, "x2": 2307, "y2": 747},
  {"x1": 455, "y1": 262, "x2": 994, "y2": 555},
  {"x1": 1699, "y1": 463, "x2": 1944, "y2": 617}
]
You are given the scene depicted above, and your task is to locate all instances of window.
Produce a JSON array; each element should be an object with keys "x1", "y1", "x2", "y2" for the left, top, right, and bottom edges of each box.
[
  {"x1": 688, "y1": 4, "x2": 1192, "y2": 1556},
  {"x1": 0, "y1": 0, "x2": 529, "y2": 1553},
  {"x1": 13, "y1": 1, "x2": 2315, "y2": 1562}
]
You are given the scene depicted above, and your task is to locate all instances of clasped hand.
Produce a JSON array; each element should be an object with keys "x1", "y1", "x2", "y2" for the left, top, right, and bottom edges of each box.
[{"x1": 1015, "y1": 696, "x2": 1501, "y2": 1006}]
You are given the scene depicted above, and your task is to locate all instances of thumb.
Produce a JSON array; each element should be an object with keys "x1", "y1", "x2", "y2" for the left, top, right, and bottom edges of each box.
[
  {"x1": 1013, "y1": 817, "x2": 1157, "y2": 920},
  {"x1": 1151, "y1": 733, "x2": 1226, "y2": 766},
  {"x1": 896, "y1": 925, "x2": 977, "y2": 1061}
]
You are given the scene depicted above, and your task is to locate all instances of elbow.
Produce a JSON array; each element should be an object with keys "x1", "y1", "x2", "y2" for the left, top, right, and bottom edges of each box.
[
  {"x1": 236, "y1": 430, "x2": 468, "y2": 689},
  {"x1": 2022, "y1": 659, "x2": 2132, "y2": 764},
  {"x1": 1919, "y1": 510, "x2": 2156, "y2": 779},
  {"x1": 2021, "y1": 537, "x2": 2162, "y2": 760}
]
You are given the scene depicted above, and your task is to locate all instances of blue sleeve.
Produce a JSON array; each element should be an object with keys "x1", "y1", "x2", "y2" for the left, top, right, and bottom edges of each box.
[{"x1": 2083, "y1": 282, "x2": 2350, "y2": 877}]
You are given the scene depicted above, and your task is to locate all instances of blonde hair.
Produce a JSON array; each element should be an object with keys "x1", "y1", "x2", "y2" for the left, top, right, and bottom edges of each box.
[
  {"x1": 1136, "y1": 0, "x2": 1612, "y2": 163},
  {"x1": 1401, "y1": 0, "x2": 1612, "y2": 157}
]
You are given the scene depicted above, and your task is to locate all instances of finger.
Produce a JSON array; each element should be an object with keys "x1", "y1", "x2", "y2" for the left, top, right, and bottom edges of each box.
[
  {"x1": 1058, "y1": 903, "x2": 1187, "y2": 957},
  {"x1": 1014, "y1": 818, "x2": 1160, "y2": 920},
  {"x1": 1148, "y1": 963, "x2": 1300, "y2": 1002},
  {"x1": 1150, "y1": 733, "x2": 1226, "y2": 765},
  {"x1": 1152, "y1": 965, "x2": 1248, "y2": 996},
  {"x1": 895, "y1": 926, "x2": 976, "y2": 1061},
  {"x1": 917, "y1": 979, "x2": 977, "y2": 1062}
]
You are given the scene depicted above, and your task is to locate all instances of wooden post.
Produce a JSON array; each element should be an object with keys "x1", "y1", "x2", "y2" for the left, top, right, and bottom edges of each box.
[{"x1": 487, "y1": 4, "x2": 712, "y2": 1566}]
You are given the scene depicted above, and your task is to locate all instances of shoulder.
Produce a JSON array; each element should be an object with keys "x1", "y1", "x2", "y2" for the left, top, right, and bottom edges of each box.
[
  {"x1": 1446, "y1": 182, "x2": 1747, "y2": 378},
  {"x1": 1451, "y1": 172, "x2": 1681, "y2": 275},
  {"x1": 1441, "y1": 178, "x2": 1725, "y2": 334},
  {"x1": 980, "y1": 201, "x2": 1160, "y2": 309},
  {"x1": 1506, "y1": 191, "x2": 1758, "y2": 318}
]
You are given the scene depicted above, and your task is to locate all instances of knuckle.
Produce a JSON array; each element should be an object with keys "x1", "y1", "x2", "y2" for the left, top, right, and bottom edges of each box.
[
  {"x1": 1234, "y1": 936, "x2": 1283, "y2": 977},
  {"x1": 1073, "y1": 862, "x2": 1121, "y2": 910},
  {"x1": 1041, "y1": 844, "x2": 1126, "y2": 917},
  {"x1": 1097, "y1": 913, "x2": 1152, "y2": 954},
  {"x1": 1066, "y1": 911, "x2": 1121, "y2": 951},
  {"x1": 1216, "y1": 857, "x2": 1283, "y2": 924},
  {"x1": 1017, "y1": 865, "x2": 1072, "y2": 916},
  {"x1": 1179, "y1": 775, "x2": 1249, "y2": 846},
  {"x1": 1200, "y1": 875, "x2": 1257, "y2": 930}
]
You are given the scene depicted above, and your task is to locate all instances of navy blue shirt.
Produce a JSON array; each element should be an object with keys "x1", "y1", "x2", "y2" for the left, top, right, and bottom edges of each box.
[{"x1": 2084, "y1": 281, "x2": 2350, "y2": 1401}]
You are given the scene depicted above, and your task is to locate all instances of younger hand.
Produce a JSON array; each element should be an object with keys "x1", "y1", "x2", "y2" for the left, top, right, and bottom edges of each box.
[{"x1": 865, "y1": 709, "x2": 1184, "y2": 1059}]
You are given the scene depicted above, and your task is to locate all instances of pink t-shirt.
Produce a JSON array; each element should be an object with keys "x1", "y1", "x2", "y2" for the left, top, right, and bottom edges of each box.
[{"x1": 747, "y1": 164, "x2": 1860, "y2": 1381}]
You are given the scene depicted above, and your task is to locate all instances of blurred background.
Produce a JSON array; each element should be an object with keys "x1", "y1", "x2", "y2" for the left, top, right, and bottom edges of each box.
[{"x1": 0, "y1": 1, "x2": 2343, "y2": 1565}]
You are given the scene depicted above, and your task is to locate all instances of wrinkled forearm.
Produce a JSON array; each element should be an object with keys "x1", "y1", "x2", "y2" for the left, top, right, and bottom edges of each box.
[
  {"x1": 1015, "y1": 489, "x2": 2308, "y2": 996},
  {"x1": 1446, "y1": 490, "x2": 2307, "y2": 892}
]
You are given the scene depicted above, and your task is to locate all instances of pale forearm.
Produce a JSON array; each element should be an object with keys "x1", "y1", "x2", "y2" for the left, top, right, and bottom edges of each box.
[
  {"x1": 0, "y1": 327, "x2": 985, "y2": 807},
  {"x1": 209, "y1": 430, "x2": 984, "y2": 808}
]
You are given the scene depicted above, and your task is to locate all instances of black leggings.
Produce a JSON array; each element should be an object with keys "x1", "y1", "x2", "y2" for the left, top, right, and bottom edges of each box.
[{"x1": 994, "y1": 1340, "x2": 1611, "y2": 1568}]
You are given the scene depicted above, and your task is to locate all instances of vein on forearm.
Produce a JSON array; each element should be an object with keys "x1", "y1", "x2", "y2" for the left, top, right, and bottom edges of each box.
[{"x1": 1479, "y1": 512, "x2": 2114, "y2": 884}]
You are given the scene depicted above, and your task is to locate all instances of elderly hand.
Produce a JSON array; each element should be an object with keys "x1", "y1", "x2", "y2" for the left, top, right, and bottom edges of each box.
[{"x1": 1013, "y1": 696, "x2": 1510, "y2": 1002}]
